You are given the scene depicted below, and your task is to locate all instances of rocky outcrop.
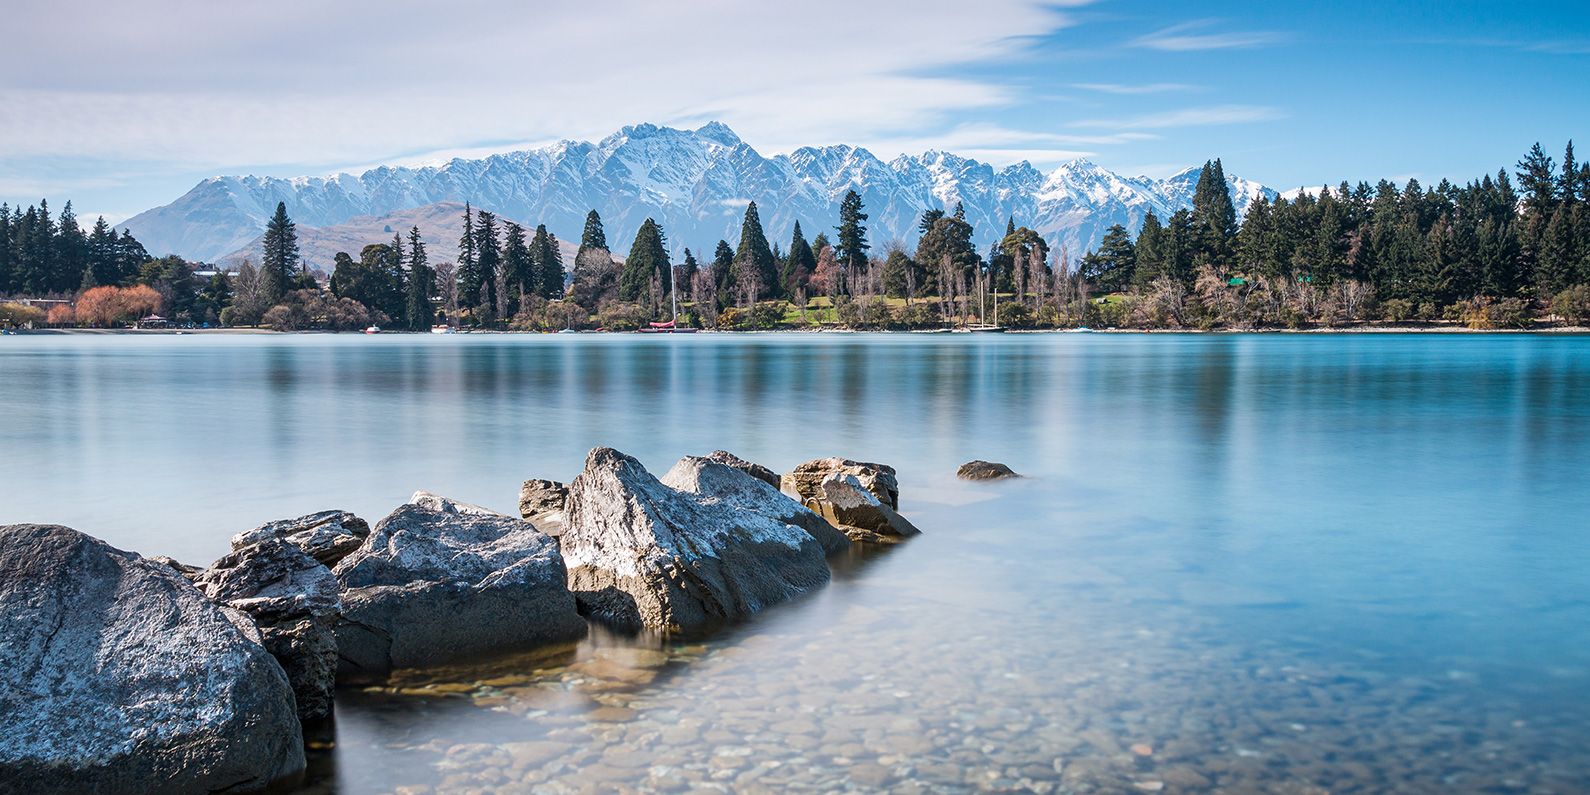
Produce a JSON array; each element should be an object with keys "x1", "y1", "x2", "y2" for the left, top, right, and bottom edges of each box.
[
  {"x1": 781, "y1": 457, "x2": 900, "y2": 510},
  {"x1": 706, "y1": 450, "x2": 781, "y2": 489},
  {"x1": 194, "y1": 539, "x2": 341, "y2": 721},
  {"x1": 147, "y1": 554, "x2": 201, "y2": 580},
  {"x1": 813, "y1": 474, "x2": 923, "y2": 544},
  {"x1": 230, "y1": 509, "x2": 371, "y2": 568},
  {"x1": 957, "y1": 460, "x2": 1020, "y2": 480},
  {"x1": 0, "y1": 524, "x2": 304, "y2": 794},
  {"x1": 562, "y1": 447, "x2": 831, "y2": 632},
  {"x1": 330, "y1": 499, "x2": 585, "y2": 679},
  {"x1": 662, "y1": 455, "x2": 851, "y2": 554},
  {"x1": 519, "y1": 479, "x2": 570, "y2": 536}
]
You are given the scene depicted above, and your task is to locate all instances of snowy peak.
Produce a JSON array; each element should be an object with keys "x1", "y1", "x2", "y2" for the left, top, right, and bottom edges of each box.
[{"x1": 122, "y1": 123, "x2": 1276, "y2": 264}]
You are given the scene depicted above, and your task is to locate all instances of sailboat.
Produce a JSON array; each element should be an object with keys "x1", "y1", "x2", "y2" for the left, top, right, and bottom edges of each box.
[
  {"x1": 968, "y1": 269, "x2": 1007, "y2": 332},
  {"x1": 638, "y1": 266, "x2": 698, "y2": 333}
]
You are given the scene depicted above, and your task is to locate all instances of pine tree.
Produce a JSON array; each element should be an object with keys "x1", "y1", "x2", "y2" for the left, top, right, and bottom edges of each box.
[
  {"x1": 712, "y1": 239, "x2": 735, "y2": 291},
  {"x1": 472, "y1": 210, "x2": 502, "y2": 320},
  {"x1": 1191, "y1": 159, "x2": 1237, "y2": 267},
  {"x1": 55, "y1": 201, "x2": 88, "y2": 294},
  {"x1": 733, "y1": 202, "x2": 776, "y2": 300},
  {"x1": 781, "y1": 221, "x2": 816, "y2": 298},
  {"x1": 457, "y1": 203, "x2": 477, "y2": 309},
  {"x1": 386, "y1": 231, "x2": 407, "y2": 324},
  {"x1": 0, "y1": 204, "x2": 13, "y2": 294},
  {"x1": 406, "y1": 227, "x2": 433, "y2": 331},
  {"x1": 502, "y1": 221, "x2": 531, "y2": 309},
  {"x1": 621, "y1": 218, "x2": 670, "y2": 302},
  {"x1": 578, "y1": 210, "x2": 607, "y2": 259},
  {"x1": 532, "y1": 224, "x2": 564, "y2": 300},
  {"x1": 835, "y1": 190, "x2": 870, "y2": 273},
  {"x1": 260, "y1": 202, "x2": 299, "y2": 306}
]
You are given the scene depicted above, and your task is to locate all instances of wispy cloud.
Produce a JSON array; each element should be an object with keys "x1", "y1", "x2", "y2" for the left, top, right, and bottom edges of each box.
[
  {"x1": 1070, "y1": 83, "x2": 1199, "y2": 94},
  {"x1": 1132, "y1": 22, "x2": 1287, "y2": 52},
  {"x1": 1072, "y1": 105, "x2": 1286, "y2": 130}
]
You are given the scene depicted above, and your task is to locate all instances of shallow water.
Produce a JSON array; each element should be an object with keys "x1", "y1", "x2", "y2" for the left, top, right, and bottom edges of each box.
[{"x1": 3, "y1": 333, "x2": 1589, "y2": 794}]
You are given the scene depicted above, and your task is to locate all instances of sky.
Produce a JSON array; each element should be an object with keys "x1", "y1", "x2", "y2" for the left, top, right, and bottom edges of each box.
[{"x1": 1, "y1": 0, "x2": 1586, "y2": 224}]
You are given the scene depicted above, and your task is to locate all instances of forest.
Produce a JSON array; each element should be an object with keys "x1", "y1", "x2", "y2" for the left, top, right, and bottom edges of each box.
[{"x1": 4, "y1": 141, "x2": 1590, "y2": 330}]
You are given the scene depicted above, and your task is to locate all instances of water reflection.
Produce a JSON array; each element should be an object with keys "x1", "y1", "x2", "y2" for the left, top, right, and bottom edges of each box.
[{"x1": 2, "y1": 333, "x2": 1588, "y2": 793}]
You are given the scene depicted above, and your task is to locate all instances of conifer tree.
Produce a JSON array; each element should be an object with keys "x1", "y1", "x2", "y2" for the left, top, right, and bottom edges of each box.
[
  {"x1": 781, "y1": 221, "x2": 816, "y2": 298},
  {"x1": 621, "y1": 218, "x2": 670, "y2": 302},
  {"x1": 502, "y1": 221, "x2": 531, "y2": 308},
  {"x1": 406, "y1": 226, "x2": 433, "y2": 331},
  {"x1": 1191, "y1": 159, "x2": 1237, "y2": 267},
  {"x1": 835, "y1": 190, "x2": 870, "y2": 273},
  {"x1": 578, "y1": 210, "x2": 607, "y2": 259},
  {"x1": 533, "y1": 224, "x2": 564, "y2": 300},
  {"x1": 470, "y1": 210, "x2": 502, "y2": 320},
  {"x1": 712, "y1": 239, "x2": 735, "y2": 291},
  {"x1": 260, "y1": 202, "x2": 299, "y2": 305},
  {"x1": 733, "y1": 202, "x2": 777, "y2": 300}
]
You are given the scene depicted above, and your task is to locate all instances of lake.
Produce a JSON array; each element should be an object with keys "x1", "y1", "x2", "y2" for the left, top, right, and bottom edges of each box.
[{"x1": 3, "y1": 332, "x2": 1588, "y2": 794}]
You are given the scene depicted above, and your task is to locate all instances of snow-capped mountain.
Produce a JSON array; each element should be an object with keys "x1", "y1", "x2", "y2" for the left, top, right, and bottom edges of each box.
[{"x1": 123, "y1": 122, "x2": 1275, "y2": 265}]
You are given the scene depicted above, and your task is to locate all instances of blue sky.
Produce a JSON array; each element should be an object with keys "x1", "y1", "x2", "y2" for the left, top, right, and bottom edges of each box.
[{"x1": 0, "y1": 0, "x2": 1585, "y2": 224}]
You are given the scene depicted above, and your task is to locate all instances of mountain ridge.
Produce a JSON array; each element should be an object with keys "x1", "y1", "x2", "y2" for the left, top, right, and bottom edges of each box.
[{"x1": 123, "y1": 122, "x2": 1276, "y2": 266}]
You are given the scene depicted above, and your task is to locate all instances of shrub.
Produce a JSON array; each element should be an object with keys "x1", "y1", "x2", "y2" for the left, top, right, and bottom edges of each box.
[
  {"x1": 1552, "y1": 285, "x2": 1590, "y2": 326},
  {"x1": 1489, "y1": 297, "x2": 1532, "y2": 329},
  {"x1": 1381, "y1": 298, "x2": 1412, "y2": 322},
  {"x1": 899, "y1": 302, "x2": 942, "y2": 329},
  {"x1": 0, "y1": 302, "x2": 47, "y2": 329},
  {"x1": 595, "y1": 301, "x2": 647, "y2": 331},
  {"x1": 997, "y1": 302, "x2": 1034, "y2": 329}
]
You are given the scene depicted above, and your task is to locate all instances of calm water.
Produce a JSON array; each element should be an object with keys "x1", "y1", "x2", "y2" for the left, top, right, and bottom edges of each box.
[{"x1": 3, "y1": 333, "x2": 1589, "y2": 794}]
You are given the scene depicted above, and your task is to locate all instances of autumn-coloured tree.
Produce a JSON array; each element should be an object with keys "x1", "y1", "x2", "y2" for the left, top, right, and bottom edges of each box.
[
  {"x1": 76, "y1": 285, "x2": 162, "y2": 326},
  {"x1": 46, "y1": 304, "x2": 75, "y2": 327}
]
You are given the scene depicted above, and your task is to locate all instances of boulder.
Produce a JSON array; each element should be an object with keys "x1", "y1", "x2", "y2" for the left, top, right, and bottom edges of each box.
[
  {"x1": 0, "y1": 524, "x2": 304, "y2": 794},
  {"x1": 562, "y1": 447, "x2": 831, "y2": 632},
  {"x1": 194, "y1": 539, "x2": 341, "y2": 721},
  {"x1": 814, "y1": 474, "x2": 922, "y2": 544},
  {"x1": 781, "y1": 457, "x2": 900, "y2": 509},
  {"x1": 706, "y1": 450, "x2": 781, "y2": 489},
  {"x1": 230, "y1": 509, "x2": 370, "y2": 568},
  {"x1": 147, "y1": 554, "x2": 201, "y2": 581},
  {"x1": 519, "y1": 479, "x2": 570, "y2": 536},
  {"x1": 330, "y1": 499, "x2": 586, "y2": 679},
  {"x1": 662, "y1": 455, "x2": 851, "y2": 554},
  {"x1": 957, "y1": 460, "x2": 1020, "y2": 480}
]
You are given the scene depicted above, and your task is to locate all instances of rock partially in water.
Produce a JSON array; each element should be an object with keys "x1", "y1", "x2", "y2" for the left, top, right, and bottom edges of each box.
[
  {"x1": 562, "y1": 447, "x2": 830, "y2": 632},
  {"x1": 519, "y1": 479, "x2": 569, "y2": 536},
  {"x1": 231, "y1": 509, "x2": 371, "y2": 568},
  {"x1": 194, "y1": 538, "x2": 341, "y2": 721},
  {"x1": 331, "y1": 500, "x2": 585, "y2": 679},
  {"x1": 706, "y1": 449, "x2": 781, "y2": 489},
  {"x1": 816, "y1": 474, "x2": 922, "y2": 544},
  {"x1": 957, "y1": 460, "x2": 1021, "y2": 480},
  {"x1": 662, "y1": 455, "x2": 851, "y2": 554},
  {"x1": 782, "y1": 457, "x2": 900, "y2": 509},
  {"x1": 0, "y1": 524, "x2": 304, "y2": 794}
]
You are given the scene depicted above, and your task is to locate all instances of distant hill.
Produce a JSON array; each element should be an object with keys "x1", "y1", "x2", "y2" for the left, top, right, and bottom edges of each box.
[{"x1": 124, "y1": 122, "x2": 1276, "y2": 265}]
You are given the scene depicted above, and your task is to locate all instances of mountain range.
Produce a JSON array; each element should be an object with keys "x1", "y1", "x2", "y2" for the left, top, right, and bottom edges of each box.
[{"x1": 122, "y1": 122, "x2": 1276, "y2": 267}]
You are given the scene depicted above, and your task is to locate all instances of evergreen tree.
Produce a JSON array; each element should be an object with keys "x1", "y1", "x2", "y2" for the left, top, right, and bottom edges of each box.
[
  {"x1": 457, "y1": 203, "x2": 478, "y2": 309},
  {"x1": 406, "y1": 226, "x2": 433, "y2": 331},
  {"x1": 733, "y1": 202, "x2": 777, "y2": 300},
  {"x1": 85, "y1": 217, "x2": 117, "y2": 288},
  {"x1": 54, "y1": 202, "x2": 87, "y2": 293},
  {"x1": 621, "y1": 218, "x2": 670, "y2": 302},
  {"x1": 472, "y1": 210, "x2": 502, "y2": 320},
  {"x1": 1191, "y1": 159, "x2": 1237, "y2": 267},
  {"x1": 835, "y1": 190, "x2": 870, "y2": 273},
  {"x1": 578, "y1": 210, "x2": 607, "y2": 259},
  {"x1": 502, "y1": 221, "x2": 531, "y2": 308},
  {"x1": 1079, "y1": 224, "x2": 1137, "y2": 292},
  {"x1": 881, "y1": 249, "x2": 915, "y2": 298},
  {"x1": 781, "y1": 221, "x2": 816, "y2": 297},
  {"x1": 712, "y1": 239, "x2": 735, "y2": 291},
  {"x1": 532, "y1": 224, "x2": 564, "y2": 300},
  {"x1": 260, "y1": 202, "x2": 300, "y2": 305}
]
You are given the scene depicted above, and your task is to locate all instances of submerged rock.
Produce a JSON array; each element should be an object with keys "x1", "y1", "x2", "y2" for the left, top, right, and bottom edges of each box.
[
  {"x1": 662, "y1": 455, "x2": 851, "y2": 554},
  {"x1": 519, "y1": 479, "x2": 570, "y2": 536},
  {"x1": 0, "y1": 524, "x2": 304, "y2": 794},
  {"x1": 815, "y1": 474, "x2": 922, "y2": 544},
  {"x1": 194, "y1": 538, "x2": 341, "y2": 721},
  {"x1": 331, "y1": 499, "x2": 585, "y2": 678},
  {"x1": 706, "y1": 449, "x2": 781, "y2": 489},
  {"x1": 231, "y1": 509, "x2": 371, "y2": 568},
  {"x1": 562, "y1": 447, "x2": 831, "y2": 632},
  {"x1": 957, "y1": 460, "x2": 1021, "y2": 480},
  {"x1": 781, "y1": 457, "x2": 900, "y2": 509}
]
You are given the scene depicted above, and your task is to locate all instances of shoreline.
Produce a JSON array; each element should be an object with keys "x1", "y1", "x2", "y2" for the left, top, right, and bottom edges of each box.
[{"x1": 11, "y1": 324, "x2": 1590, "y2": 336}]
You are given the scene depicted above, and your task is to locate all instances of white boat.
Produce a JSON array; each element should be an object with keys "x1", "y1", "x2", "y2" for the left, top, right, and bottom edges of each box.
[
  {"x1": 429, "y1": 326, "x2": 456, "y2": 334},
  {"x1": 364, "y1": 326, "x2": 381, "y2": 334}
]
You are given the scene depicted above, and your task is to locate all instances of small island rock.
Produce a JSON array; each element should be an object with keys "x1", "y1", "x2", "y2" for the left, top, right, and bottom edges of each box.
[
  {"x1": 781, "y1": 457, "x2": 900, "y2": 509},
  {"x1": 231, "y1": 509, "x2": 371, "y2": 568},
  {"x1": 815, "y1": 474, "x2": 923, "y2": 544},
  {"x1": 562, "y1": 447, "x2": 831, "y2": 631},
  {"x1": 662, "y1": 455, "x2": 851, "y2": 554},
  {"x1": 194, "y1": 538, "x2": 341, "y2": 721},
  {"x1": 331, "y1": 499, "x2": 585, "y2": 679},
  {"x1": 0, "y1": 524, "x2": 304, "y2": 794},
  {"x1": 706, "y1": 450, "x2": 782, "y2": 489},
  {"x1": 957, "y1": 460, "x2": 1021, "y2": 480}
]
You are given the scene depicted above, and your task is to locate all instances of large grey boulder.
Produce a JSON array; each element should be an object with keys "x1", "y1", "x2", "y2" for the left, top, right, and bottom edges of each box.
[
  {"x1": 781, "y1": 457, "x2": 900, "y2": 510},
  {"x1": 706, "y1": 450, "x2": 781, "y2": 489},
  {"x1": 662, "y1": 455, "x2": 851, "y2": 554},
  {"x1": 0, "y1": 524, "x2": 304, "y2": 794},
  {"x1": 330, "y1": 498, "x2": 586, "y2": 679},
  {"x1": 230, "y1": 509, "x2": 370, "y2": 568},
  {"x1": 519, "y1": 479, "x2": 569, "y2": 536},
  {"x1": 194, "y1": 539, "x2": 340, "y2": 721},
  {"x1": 561, "y1": 447, "x2": 831, "y2": 632},
  {"x1": 815, "y1": 474, "x2": 922, "y2": 544}
]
